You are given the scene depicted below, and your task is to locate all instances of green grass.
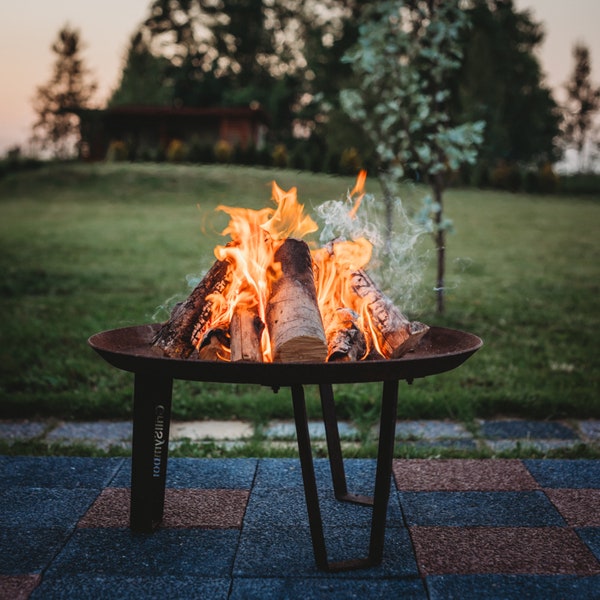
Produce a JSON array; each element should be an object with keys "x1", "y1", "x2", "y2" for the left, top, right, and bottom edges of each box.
[{"x1": 0, "y1": 162, "x2": 598, "y2": 428}]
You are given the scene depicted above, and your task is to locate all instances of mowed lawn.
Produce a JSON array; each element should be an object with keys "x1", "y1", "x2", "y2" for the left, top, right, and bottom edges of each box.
[{"x1": 0, "y1": 163, "x2": 598, "y2": 426}]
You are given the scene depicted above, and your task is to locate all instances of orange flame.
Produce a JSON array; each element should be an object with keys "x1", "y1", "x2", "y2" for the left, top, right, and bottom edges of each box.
[{"x1": 195, "y1": 169, "x2": 391, "y2": 361}]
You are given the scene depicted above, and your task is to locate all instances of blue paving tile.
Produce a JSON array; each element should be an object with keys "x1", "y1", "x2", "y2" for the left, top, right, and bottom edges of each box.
[
  {"x1": 244, "y1": 486, "x2": 403, "y2": 528},
  {"x1": 398, "y1": 491, "x2": 566, "y2": 526},
  {"x1": 110, "y1": 457, "x2": 258, "y2": 488},
  {"x1": 0, "y1": 487, "x2": 99, "y2": 528},
  {"x1": 524, "y1": 460, "x2": 600, "y2": 488},
  {"x1": 46, "y1": 529, "x2": 240, "y2": 577},
  {"x1": 0, "y1": 457, "x2": 124, "y2": 489},
  {"x1": 427, "y1": 574, "x2": 600, "y2": 600},
  {"x1": 30, "y1": 575, "x2": 230, "y2": 600},
  {"x1": 253, "y1": 458, "x2": 381, "y2": 494},
  {"x1": 479, "y1": 420, "x2": 578, "y2": 440},
  {"x1": 0, "y1": 527, "x2": 69, "y2": 574},
  {"x1": 230, "y1": 576, "x2": 427, "y2": 599},
  {"x1": 234, "y1": 525, "x2": 418, "y2": 578},
  {"x1": 577, "y1": 528, "x2": 600, "y2": 561}
]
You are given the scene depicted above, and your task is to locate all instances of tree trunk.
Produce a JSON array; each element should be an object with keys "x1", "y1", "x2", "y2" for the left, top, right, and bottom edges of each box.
[{"x1": 433, "y1": 176, "x2": 445, "y2": 315}]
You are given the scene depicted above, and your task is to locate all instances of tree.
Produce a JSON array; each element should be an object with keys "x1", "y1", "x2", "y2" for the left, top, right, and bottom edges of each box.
[
  {"x1": 31, "y1": 25, "x2": 98, "y2": 158},
  {"x1": 340, "y1": 0, "x2": 484, "y2": 314},
  {"x1": 452, "y1": 0, "x2": 561, "y2": 170},
  {"x1": 563, "y1": 43, "x2": 600, "y2": 172},
  {"x1": 109, "y1": 31, "x2": 172, "y2": 107}
]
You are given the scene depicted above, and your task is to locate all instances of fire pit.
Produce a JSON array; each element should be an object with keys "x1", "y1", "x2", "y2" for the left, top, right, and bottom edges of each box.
[{"x1": 89, "y1": 323, "x2": 482, "y2": 571}]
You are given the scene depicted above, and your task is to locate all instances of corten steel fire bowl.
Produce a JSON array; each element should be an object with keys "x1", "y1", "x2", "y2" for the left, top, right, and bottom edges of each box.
[{"x1": 89, "y1": 324, "x2": 482, "y2": 572}]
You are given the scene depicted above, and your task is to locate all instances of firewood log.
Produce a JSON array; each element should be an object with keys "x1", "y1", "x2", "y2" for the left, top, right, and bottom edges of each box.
[
  {"x1": 152, "y1": 258, "x2": 231, "y2": 358},
  {"x1": 325, "y1": 308, "x2": 367, "y2": 362},
  {"x1": 349, "y1": 269, "x2": 429, "y2": 358},
  {"x1": 230, "y1": 304, "x2": 264, "y2": 362},
  {"x1": 197, "y1": 328, "x2": 230, "y2": 361},
  {"x1": 266, "y1": 238, "x2": 328, "y2": 362}
]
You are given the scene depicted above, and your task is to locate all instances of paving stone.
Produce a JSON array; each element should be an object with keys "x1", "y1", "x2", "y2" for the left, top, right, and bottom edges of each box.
[
  {"x1": 524, "y1": 459, "x2": 600, "y2": 489},
  {"x1": 0, "y1": 528, "x2": 70, "y2": 575},
  {"x1": 410, "y1": 527, "x2": 600, "y2": 575},
  {"x1": 170, "y1": 420, "x2": 253, "y2": 441},
  {"x1": 0, "y1": 575, "x2": 41, "y2": 600},
  {"x1": 0, "y1": 420, "x2": 46, "y2": 442},
  {"x1": 45, "y1": 529, "x2": 240, "y2": 577},
  {"x1": 577, "y1": 528, "x2": 600, "y2": 561},
  {"x1": 426, "y1": 574, "x2": 600, "y2": 600},
  {"x1": 30, "y1": 575, "x2": 230, "y2": 600},
  {"x1": 396, "y1": 439, "x2": 478, "y2": 451},
  {"x1": 0, "y1": 487, "x2": 99, "y2": 528},
  {"x1": 229, "y1": 577, "x2": 427, "y2": 599},
  {"x1": 264, "y1": 421, "x2": 358, "y2": 440},
  {"x1": 545, "y1": 490, "x2": 600, "y2": 527},
  {"x1": 398, "y1": 491, "x2": 565, "y2": 527},
  {"x1": 478, "y1": 420, "x2": 578, "y2": 440},
  {"x1": 485, "y1": 439, "x2": 579, "y2": 452},
  {"x1": 45, "y1": 421, "x2": 132, "y2": 450},
  {"x1": 78, "y1": 488, "x2": 249, "y2": 529},
  {"x1": 0, "y1": 456, "x2": 124, "y2": 489},
  {"x1": 579, "y1": 420, "x2": 600, "y2": 442},
  {"x1": 393, "y1": 459, "x2": 539, "y2": 491},
  {"x1": 395, "y1": 420, "x2": 473, "y2": 440},
  {"x1": 110, "y1": 457, "x2": 257, "y2": 489}
]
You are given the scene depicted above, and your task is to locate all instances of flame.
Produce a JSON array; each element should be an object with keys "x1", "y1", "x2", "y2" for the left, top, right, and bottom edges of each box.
[{"x1": 194, "y1": 169, "x2": 392, "y2": 361}]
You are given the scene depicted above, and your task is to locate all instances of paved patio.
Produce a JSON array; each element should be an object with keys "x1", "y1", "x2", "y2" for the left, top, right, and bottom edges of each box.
[{"x1": 1, "y1": 456, "x2": 598, "y2": 599}]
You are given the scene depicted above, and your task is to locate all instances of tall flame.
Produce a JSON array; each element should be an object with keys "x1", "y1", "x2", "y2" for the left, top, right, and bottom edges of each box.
[{"x1": 195, "y1": 169, "x2": 393, "y2": 362}]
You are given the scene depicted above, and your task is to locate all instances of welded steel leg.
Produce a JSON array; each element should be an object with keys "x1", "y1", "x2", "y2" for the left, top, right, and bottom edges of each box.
[
  {"x1": 319, "y1": 383, "x2": 373, "y2": 506},
  {"x1": 291, "y1": 384, "x2": 329, "y2": 570},
  {"x1": 130, "y1": 371, "x2": 173, "y2": 532},
  {"x1": 368, "y1": 379, "x2": 399, "y2": 564},
  {"x1": 294, "y1": 380, "x2": 400, "y2": 571}
]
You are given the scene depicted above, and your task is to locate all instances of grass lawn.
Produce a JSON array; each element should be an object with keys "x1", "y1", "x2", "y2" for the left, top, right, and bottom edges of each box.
[{"x1": 0, "y1": 162, "x2": 598, "y2": 430}]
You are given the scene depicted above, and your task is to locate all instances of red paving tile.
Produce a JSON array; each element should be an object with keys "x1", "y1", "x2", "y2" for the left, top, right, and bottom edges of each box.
[
  {"x1": 393, "y1": 459, "x2": 540, "y2": 491},
  {"x1": 545, "y1": 489, "x2": 600, "y2": 527},
  {"x1": 78, "y1": 488, "x2": 249, "y2": 529},
  {"x1": 0, "y1": 575, "x2": 40, "y2": 600},
  {"x1": 410, "y1": 526, "x2": 600, "y2": 576}
]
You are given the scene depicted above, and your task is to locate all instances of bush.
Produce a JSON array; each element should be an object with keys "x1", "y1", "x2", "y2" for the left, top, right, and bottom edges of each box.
[
  {"x1": 271, "y1": 144, "x2": 288, "y2": 168},
  {"x1": 105, "y1": 140, "x2": 129, "y2": 162},
  {"x1": 338, "y1": 147, "x2": 363, "y2": 175},
  {"x1": 490, "y1": 160, "x2": 522, "y2": 192},
  {"x1": 166, "y1": 139, "x2": 187, "y2": 162},
  {"x1": 214, "y1": 139, "x2": 233, "y2": 163},
  {"x1": 558, "y1": 172, "x2": 600, "y2": 195}
]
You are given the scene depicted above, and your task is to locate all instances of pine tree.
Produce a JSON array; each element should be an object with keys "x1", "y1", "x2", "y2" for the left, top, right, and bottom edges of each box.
[{"x1": 31, "y1": 25, "x2": 98, "y2": 158}]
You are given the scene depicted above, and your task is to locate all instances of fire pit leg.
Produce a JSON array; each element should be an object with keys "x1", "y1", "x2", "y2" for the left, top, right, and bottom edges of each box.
[
  {"x1": 319, "y1": 383, "x2": 373, "y2": 507},
  {"x1": 293, "y1": 380, "x2": 400, "y2": 571},
  {"x1": 130, "y1": 371, "x2": 173, "y2": 533}
]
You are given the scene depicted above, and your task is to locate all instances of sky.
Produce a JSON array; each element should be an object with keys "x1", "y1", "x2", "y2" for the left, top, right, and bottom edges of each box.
[{"x1": 1, "y1": 0, "x2": 599, "y2": 157}]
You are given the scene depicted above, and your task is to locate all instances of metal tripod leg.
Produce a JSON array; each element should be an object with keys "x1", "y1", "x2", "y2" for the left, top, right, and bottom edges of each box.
[
  {"x1": 130, "y1": 371, "x2": 173, "y2": 533},
  {"x1": 319, "y1": 383, "x2": 373, "y2": 506},
  {"x1": 292, "y1": 380, "x2": 399, "y2": 571}
]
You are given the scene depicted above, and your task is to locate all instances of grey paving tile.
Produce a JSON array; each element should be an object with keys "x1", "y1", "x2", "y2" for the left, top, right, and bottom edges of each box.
[
  {"x1": 110, "y1": 457, "x2": 258, "y2": 488},
  {"x1": 45, "y1": 421, "x2": 132, "y2": 449},
  {"x1": 0, "y1": 527, "x2": 69, "y2": 575},
  {"x1": 46, "y1": 529, "x2": 240, "y2": 577},
  {"x1": 398, "y1": 491, "x2": 566, "y2": 527},
  {"x1": 0, "y1": 456, "x2": 124, "y2": 489},
  {"x1": 524, "y1": 459, "x2": 600, "y2": 489},
  {"x1": 478, "y1": 420, "x2": 578, "y2": 440},
  {"x1": 0, "y1": 420, "x2": 46, "y2": 441},
  {"x1": 230, "y1": 577, "x2": 427, "y2": 599},
  {"x1": 264, "y1": 421, "x2": 358, "y2": 440},
  {"x1": 30, "y1": 575, "x2": 230, "y2": 600},
  {"x1": 485, "y1": 439, "x2": 579, "y2": 452},
  {"x1": 427, "y1": 574, "x2": 600, "y2": 600},
  {"x1": 579, "y1": 420, "x2": 600, "y2": 442},
  {"x1": 0, "y1": 487, "x2": 99, "y2": 528},
  {"x1": 395, "y1": 420, "x2": 473, "y2": 440}
]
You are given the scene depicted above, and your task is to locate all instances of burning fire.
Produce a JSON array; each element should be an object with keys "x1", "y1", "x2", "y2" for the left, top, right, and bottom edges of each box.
[{"x1": 153, "y1": 171, "x2": 429, "y2": 362}]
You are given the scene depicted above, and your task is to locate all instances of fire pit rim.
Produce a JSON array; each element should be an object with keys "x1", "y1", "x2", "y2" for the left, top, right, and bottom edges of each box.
[{"x1": 88, "y1": 323, "x2": 482, "y2": 387}]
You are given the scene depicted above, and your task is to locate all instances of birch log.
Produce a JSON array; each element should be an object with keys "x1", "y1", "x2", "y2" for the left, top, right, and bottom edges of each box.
[{"x1": 266, "y1": 238, "x2": 328, "y2": 362}]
